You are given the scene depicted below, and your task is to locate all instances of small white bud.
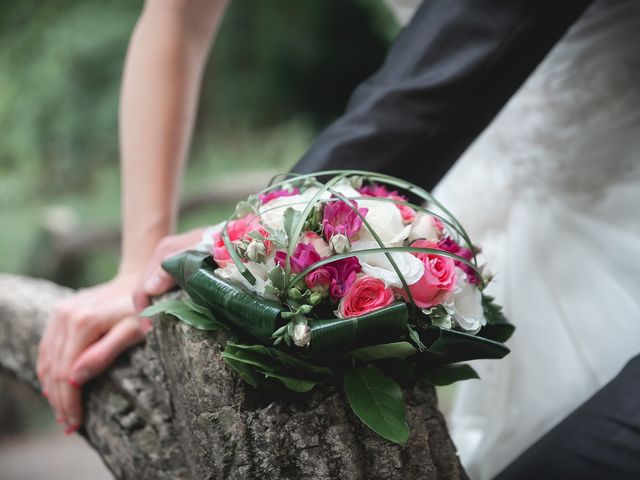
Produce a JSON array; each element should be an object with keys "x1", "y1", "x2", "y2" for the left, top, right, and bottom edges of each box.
[
  {"x1": 330, "y1": 234, "x2": 350, "y2": 254},
  {"x1": 293, "y1": 323, "x2": 311, "y2": 347},
  {"x1": 246, "y1": 239, "x2": 267, "y2": 262}
]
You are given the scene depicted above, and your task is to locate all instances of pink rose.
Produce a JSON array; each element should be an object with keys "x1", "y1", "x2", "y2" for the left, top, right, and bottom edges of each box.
[
  {"x1": 337, "y1": 276, "x2": 395, "y2": 318},
  {"x1": 359, "y1": 184, "x2": 416, "y2": 223},
  {"x1": 212, "y1": 216, "x2": 271, "y2": 267},
  {"x1": 275, "y1": 243, "x2": 322, "y2": 274},
  {"x1": 401, "y1": 239, "x2": 456, "y2": 308},
  {"x1": 322, "y1": 197, "x2": 368, "y2": 240},
  {"x1": 258, "y1": 187, "x2": 300, "y2": 205}
]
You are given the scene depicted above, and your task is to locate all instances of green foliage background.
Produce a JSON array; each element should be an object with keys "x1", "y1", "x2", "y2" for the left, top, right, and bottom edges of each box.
[{"x1": 0, "y1": 0, "x2": 398, "y2": 282}]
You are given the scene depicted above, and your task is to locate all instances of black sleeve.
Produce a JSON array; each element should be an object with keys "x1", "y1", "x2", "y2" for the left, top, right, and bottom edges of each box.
[{"x1": 291, "y1": 0, "x2": 593, "y2": 190}]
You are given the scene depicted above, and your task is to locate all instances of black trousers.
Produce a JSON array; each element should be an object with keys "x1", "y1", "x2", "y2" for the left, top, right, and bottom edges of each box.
[{"x1": 495, "y1": 354, "x2": 640, "y2": 480}]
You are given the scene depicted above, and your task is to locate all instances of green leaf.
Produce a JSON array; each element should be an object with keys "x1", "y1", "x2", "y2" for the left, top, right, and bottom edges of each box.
[
  {"x1": 140, "y1": 299, "x2": 184, "y2": 317},
  {"x1": 282, "y1": 207, "x2": 302, "y2": 244},
  {"x1": 345, "y1": 342, "x2": 417, "y2": 361},
  {"x1": 221, "y1": 354, "x2": 259, "y2": 388},
  {"x1": 419, "y1": 326, "x2": 510, "y2": 363},
  {"x1": 343, "y1": 366, "x2": 410, "y2": 446},
  {"x1": 235, "y1": 200, "x2": 258, "y2": 217},
  {"x1": 479, "y1": 295, "x2": 515, "y2": 342},
  {"x1": 306, "y1": 302, "x2": 408, "y2": 357},
  {"x1": 162, "y1": 251, "x2": 285, "y2": 341},
  {"x1": 228, "y1": 343, "x2": 334, "y2": 379},
  {"x1": 268, "y1": 265, "x2": 287, "y2": 291},
  {"x1": 140, "y1": 298, "x2": 228, "y2": 331},
  {"x1": 262, "y1": 372, "x2": 319, "y2": 393},
  {"x1": 419, "y1": 363, "x2": 479, "y2": 386},
  {"x1": 222, "y1": 343, "x2": 332, "y2": 393}
]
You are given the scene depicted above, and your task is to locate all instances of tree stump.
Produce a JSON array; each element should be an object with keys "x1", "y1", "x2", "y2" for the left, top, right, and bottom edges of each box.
[{"x1": 0, "y1": 274, "x2": 468, "y2": 479}]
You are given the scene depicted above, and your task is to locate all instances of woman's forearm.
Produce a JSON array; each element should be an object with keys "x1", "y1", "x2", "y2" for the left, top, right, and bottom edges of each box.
[{"x1": 119, "y1": 0, "x2": 227, "y2": 274}]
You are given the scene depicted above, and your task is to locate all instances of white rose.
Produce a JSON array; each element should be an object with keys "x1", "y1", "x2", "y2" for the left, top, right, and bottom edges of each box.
[
  {"x1": 351, "y1": 240, "x2": 424, "y2": 288},
  {"x1": 293, "y1": 322, "x2": 311, "y2": 347},
  {"x1": 449, "y1": 268, "x2": 485, "y2": 333},
  {"x1": 408, "y1": 213, "x2": 440, "y2": 243},
  {"x1": 357, "y1": 199, "x2": 411, "y2": 246}
]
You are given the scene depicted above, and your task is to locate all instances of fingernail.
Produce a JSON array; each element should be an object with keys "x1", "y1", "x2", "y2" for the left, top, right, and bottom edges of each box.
[
  {"x1": 56, "y1": 417, "x2": 64, "y2": 425},
  {"x1": 69, "y1": 369, "x2": 90, "y2": 387},
  {"x1": 42, "y1": 390, "x2": 48, "y2": 398},
  {"x1": 64, "y1": 424, "x2": 80, "y2": 435},
  {"x1": 144, "y1": 274, "x2": 162, "y2": 293},
  {"x1": 68, "y1": 378, "x2": 82, "y2": 389},
  {"x1": 140, "y1": 317, "x2": 153, "y2": 334}
]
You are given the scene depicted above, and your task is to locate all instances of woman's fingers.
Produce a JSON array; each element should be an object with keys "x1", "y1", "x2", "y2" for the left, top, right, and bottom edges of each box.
[
  {"x1": 144, "y1": 267, "x2": 176, "y2": 297},
  {"x1": 68, "y1": 317, "x2": 149, "y2": 387},
  {"x1": 133, "y1": 228, "x2": 205, "y2": 311}
]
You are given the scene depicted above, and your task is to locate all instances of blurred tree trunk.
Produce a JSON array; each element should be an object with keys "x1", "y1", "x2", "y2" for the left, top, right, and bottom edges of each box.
[{"x1": 0, "y1": 274, "x2": 468, "y2": 480}]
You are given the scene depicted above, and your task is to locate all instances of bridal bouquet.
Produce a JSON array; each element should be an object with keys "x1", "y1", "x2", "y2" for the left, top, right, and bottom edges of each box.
[{"x1": 144, "y1": 170, "x2": 513, "y2": 446}]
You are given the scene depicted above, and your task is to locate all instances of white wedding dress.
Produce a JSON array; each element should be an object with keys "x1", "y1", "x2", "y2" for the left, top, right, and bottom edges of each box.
[{"x1": 424, "y1": 1, "x2": 640, "y2": 478}]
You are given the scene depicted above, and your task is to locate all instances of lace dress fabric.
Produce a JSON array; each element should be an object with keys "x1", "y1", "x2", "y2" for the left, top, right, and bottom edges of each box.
[{"x1": 430, "y1": 1, "x2": 640, "y2": 478}]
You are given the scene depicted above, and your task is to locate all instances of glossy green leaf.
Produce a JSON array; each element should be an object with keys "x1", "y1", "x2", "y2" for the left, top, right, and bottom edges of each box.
[
  {"x1": 479, "y1": 295, "x2": 515, "y2": 342},
  {"x1": 419, "y1": 363, "x2": 479, "y2": 386},
  {"x1": 306, "y1": 302, "x2": 409, "y2": 357},
  {"x1": 162, "y1": 250, "x2": 285, "y2": 341},
  {"x1": 222, "y1": 342, "x2": 331, "y2": 393},
  {"x1": 420, "y1": 326, "x2": 510, "y2": 363},
  {"x1": 227, "y1": 343, "x2": 334, "y2": 379},
  {"x1": 345, "y1": 342, "x2": 417, "y2": 361},
  {"x1": 343, "y1": 366, "x2": 409, "y2": 446},
  {"x1": 221, "y1": 354, "x2": 259, "y2": 388},
  {"x1": 140, "y1": 297, "x2": 227, "y2": 331},
  {"x1": 282, "y1": 207, "x2": 302, "y2": 244},
  {"x1": 262, "y1": 372, "x2": 319, "y2": 393}
]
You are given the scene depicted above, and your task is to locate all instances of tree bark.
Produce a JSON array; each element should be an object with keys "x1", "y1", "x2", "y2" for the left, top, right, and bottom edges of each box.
[{"x1": 0, "y1": 274, "x2": 468, "y2": 480}]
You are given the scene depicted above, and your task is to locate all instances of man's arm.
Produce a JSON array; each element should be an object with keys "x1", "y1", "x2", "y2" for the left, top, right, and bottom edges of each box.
[{"x1": 293, "y1": 0, "x2": 593, "y2": 190}]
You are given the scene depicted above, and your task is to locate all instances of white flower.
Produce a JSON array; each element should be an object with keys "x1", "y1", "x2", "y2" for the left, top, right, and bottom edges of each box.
[
  {"x1": 448, "y1": 268, "x2": 485, "y2": 333},
  {"x1": 329, "y1": 233, "x2": 350, "y2": 254},
  {"x1": 351, "y1": 240, "x2": 424, "y2": 288},
  {"x1": 258, "y1": 194, "x2": 307, "y2": 231},
  {"x1": 408, "y1": 213, "x2": 440, "y2": 243},
  {"x1": 357, "y1": 200, "x2": 411, "y2": 246},
  {"x1": 293, "y1": 323, "x2": 311, "y2": 347}
]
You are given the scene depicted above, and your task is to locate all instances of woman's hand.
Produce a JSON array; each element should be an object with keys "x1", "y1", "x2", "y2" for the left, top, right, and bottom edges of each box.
[
  {"x1": 36, "y1": 227, "x2": 206, "y2": 433},
  {"x1": 37, "y1": 272, "x2": 150, "y2": 433},
  {"x1": 132, "y1": 227, "x2": 206, "y2": 311}
]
